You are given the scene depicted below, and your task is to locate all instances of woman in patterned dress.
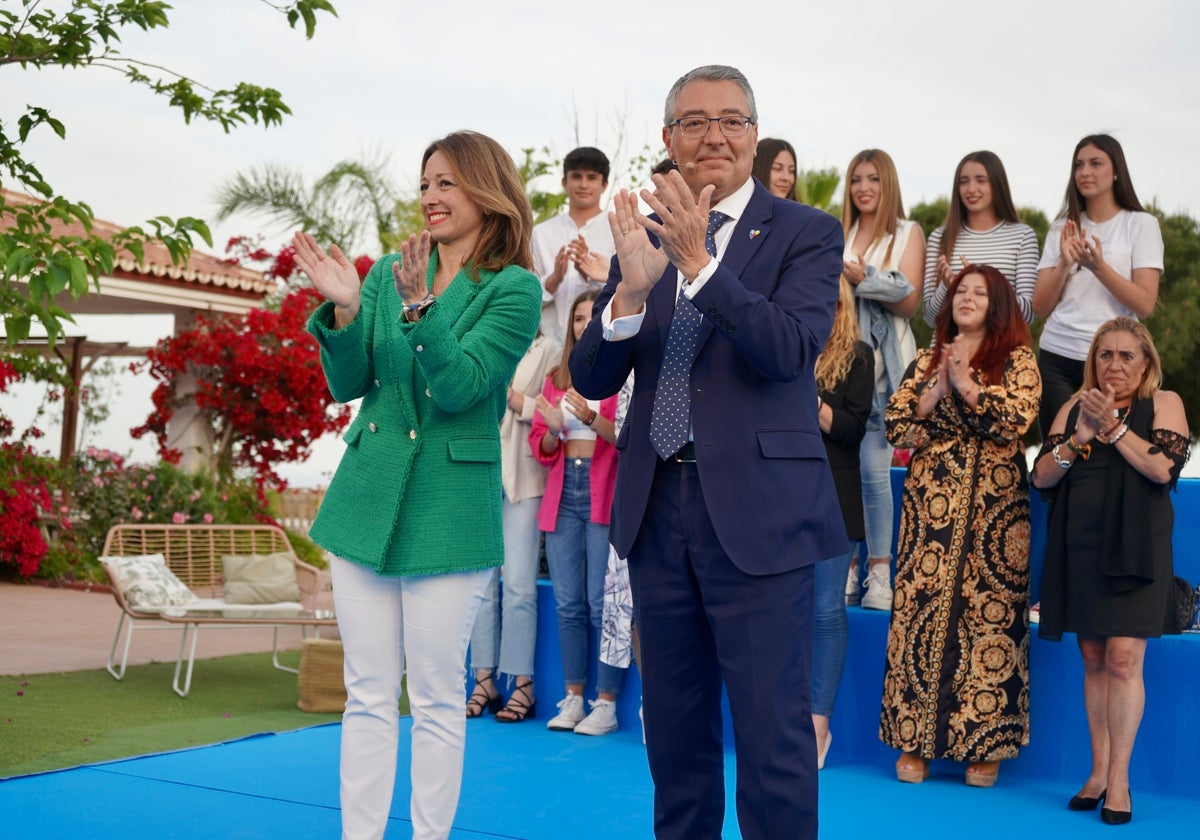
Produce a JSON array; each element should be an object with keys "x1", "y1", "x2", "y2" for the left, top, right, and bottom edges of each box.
[{"x1": 880, "y1": 264, "x2": 1040, "y2": 788}]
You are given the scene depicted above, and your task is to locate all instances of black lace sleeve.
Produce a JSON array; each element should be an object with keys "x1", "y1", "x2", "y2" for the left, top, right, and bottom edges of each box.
[
  {"x1": 1149, "y1": 428, "x2": 1191, "y2": 485},
  {"x1": 1034, "y1": 432, "x2": 1069, "y2": 465}
]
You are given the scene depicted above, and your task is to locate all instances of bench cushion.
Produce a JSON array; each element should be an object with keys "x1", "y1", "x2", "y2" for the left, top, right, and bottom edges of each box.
[
  {"x1": 101, "y1": 554, "x2": 198, "y2": 608},
  {"x1": 222, "y1": 552, "x2": 301, "y2": 604}
]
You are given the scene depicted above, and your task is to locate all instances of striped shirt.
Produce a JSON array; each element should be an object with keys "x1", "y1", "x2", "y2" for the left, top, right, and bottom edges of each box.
[{"x1": 923, "y1": 221, "x2": 1039, "y2": 326}]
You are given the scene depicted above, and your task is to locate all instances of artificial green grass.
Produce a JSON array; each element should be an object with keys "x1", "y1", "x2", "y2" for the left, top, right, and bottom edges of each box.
[{"x1": 0, "y1": 652, "x2": 388, "y2": 777}]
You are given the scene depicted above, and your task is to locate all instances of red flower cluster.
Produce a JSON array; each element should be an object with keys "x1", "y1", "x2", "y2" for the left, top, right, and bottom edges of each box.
[
  {"x1": 354, "y1": 255, "x2": 374, "y2": 280},
  {"x1": 224, "y1": 234, "x2": 370, "y2": 284},
  {"x1": 132, "y1": 285, "x2": 352, "y2": 489},
  {"x1": 0, "y1": 444, "x2": 53, "y2": 577},
  {"x1": 270, "y1": 246, "x2": 298, "y2": 280}
]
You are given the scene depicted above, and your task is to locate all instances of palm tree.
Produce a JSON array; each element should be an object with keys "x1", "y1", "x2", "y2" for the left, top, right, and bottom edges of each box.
[
  {"x1": 214, "y1": 154, "x2": 400, "y2": 255},
  {"x1": 796, "y1": 167, "x2": 842, "y2": 214}
]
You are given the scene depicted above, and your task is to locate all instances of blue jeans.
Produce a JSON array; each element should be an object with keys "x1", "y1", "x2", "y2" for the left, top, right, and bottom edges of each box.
[
  {"x1": 859, "y1": 411, "x2": 894, "y2": 567},
  {"x1": 544, "y1": 458, "x2": 623, "y2": 695},
  {"x1": 470, "y1": 493, "x2": 540, "y2": 678},
  {"x1": 812, "y1": 544, "x2": 856, "y2": 716}
]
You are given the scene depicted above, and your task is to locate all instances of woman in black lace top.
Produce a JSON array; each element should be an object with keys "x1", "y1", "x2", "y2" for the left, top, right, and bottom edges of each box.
[{"x1": 1031, "y1": 317, "x2": 1190, "y2": 825}]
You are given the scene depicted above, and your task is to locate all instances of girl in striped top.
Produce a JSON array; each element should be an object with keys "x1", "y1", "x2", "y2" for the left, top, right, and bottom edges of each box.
[{"x1": 923, "y1": 151, "x2": 1039, "y2": 326}]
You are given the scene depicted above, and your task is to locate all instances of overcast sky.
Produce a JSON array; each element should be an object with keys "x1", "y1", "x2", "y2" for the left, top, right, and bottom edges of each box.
[{"x1": 4, "y1": 0, "x2": 1199, "y2": 484}]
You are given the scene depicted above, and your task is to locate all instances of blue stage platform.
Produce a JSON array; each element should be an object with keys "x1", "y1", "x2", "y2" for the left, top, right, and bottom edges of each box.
[{"x1": 529, "y1": 472, "x2": 1200, "y2": 802}]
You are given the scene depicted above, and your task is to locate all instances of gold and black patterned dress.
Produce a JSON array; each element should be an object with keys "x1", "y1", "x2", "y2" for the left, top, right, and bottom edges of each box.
[{"x1": 879, "y1": 345, "x2": 1041, "y2": 761}]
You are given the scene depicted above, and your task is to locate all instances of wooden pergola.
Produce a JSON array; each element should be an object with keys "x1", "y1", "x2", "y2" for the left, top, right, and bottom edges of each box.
[{"x1": 2, "y1": 189, "x2": 280, "y2": 469}]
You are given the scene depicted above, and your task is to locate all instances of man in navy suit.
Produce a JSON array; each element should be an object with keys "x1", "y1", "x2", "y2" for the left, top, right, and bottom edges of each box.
[{"x1": 569, "y1": 65, "x2": 846, "y2": 840}]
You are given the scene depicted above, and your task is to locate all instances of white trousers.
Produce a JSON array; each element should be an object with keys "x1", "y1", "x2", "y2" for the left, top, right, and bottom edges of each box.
[{"x1": 330, "y1": 555, "x2": 490, "y2": 840}]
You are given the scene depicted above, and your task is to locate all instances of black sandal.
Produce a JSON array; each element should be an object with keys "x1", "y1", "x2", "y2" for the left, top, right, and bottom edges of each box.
[
  {"x1": 465, "y1": 676, "x2": 501, "y2": 718},
  {"x1": 495, "y1": 680, "x2": 536, "y2": 723}
]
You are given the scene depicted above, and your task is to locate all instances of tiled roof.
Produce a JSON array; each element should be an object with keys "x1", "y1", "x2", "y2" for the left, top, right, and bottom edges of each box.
[{"x1": 1, "y1": 189, "x2": 274, "y2": 298}]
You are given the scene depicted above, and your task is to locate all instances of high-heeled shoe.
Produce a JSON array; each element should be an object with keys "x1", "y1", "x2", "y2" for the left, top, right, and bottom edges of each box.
[
  {"x1": 895, "y1": 752, "x2": 929, "y2": 783},
  {"x1": 965, "y1": 760, "x2": 1000, "y2": 788},
  {"x1": 1068, "y1": 788, "x2": 1107, "y2": 811},
  {"x1": 465, "y1": 677, "x2": 501, "y2": 718},
  {"x1": 495, "y1": 680, "x2": 536, "y2": 723},
  {"x1": 1100, "y1": 792, "x2": 1132, "y2": 825}
]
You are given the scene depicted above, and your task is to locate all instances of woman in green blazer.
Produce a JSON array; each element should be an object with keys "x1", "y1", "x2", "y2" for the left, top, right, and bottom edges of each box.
[{"x1": 293, "y1": 131, "x2": 541, "y2": 840}]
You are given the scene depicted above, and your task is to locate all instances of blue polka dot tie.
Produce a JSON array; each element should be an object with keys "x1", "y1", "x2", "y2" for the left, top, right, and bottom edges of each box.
[{"x1": 649, "y1": 210, "x2": 729, "y2": 459}]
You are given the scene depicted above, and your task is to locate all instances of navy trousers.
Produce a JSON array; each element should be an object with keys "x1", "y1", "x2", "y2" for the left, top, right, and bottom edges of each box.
[{"x1": 628, "y1": 458, "x2": 817, "y2": 840}]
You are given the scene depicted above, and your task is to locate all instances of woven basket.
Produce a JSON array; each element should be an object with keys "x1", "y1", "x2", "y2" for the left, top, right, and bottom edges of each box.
[{"x1": 297, "y1": 637, "x2": 347, "y2": 713}]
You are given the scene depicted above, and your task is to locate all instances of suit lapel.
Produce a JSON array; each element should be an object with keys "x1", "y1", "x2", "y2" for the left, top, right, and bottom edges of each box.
[
  {"x1": 719, "y1": 183, "x2": 774, "y2": 287},
  {"x1": 672, "y1": 183, "x2": 776, "y2": 352}
]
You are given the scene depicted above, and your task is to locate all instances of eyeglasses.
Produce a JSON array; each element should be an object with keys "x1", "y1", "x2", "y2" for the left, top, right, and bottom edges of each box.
[{"x1": 667, "y1": 115, "x2": 755, "y2": 139}]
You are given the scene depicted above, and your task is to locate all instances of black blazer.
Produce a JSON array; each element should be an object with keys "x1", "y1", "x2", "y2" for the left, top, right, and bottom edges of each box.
[{"x1": 818, "y1": 340, "x2": 874, "y2": 541}]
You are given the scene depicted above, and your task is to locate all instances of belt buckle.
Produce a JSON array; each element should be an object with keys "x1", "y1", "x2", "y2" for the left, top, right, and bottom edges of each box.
[{"x1": 673, "y1": 442, "x2": 697, "y2": 463}]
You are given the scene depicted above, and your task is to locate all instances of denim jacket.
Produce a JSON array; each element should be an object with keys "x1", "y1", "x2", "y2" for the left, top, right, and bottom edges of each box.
[{"x1": 855, "y1": 265, "x2": 914, "y2": 416}]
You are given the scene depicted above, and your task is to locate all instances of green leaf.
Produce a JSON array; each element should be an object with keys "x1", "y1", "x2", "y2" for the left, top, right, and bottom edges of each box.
[
  {"x1": 68, "y1": 258, "x2": 89, "y2": 297},
  {"x1": 5, "y1": 314, "x2": 31, "y2": 344},
  {"x1": 48, "y1": 263, "x2": 71, "y2": 295},
  {"x1": 178, "y1": 216, "x2": 213, "y2": 247},
  {"x1": 4, "y1": 247, "x2": 31, "y2": 277}
]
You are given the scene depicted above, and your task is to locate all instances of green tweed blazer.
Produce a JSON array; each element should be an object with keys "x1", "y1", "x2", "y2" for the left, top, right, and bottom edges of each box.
[{"x1": 307, "y1": 251, "x2": 541, "y2": 576}]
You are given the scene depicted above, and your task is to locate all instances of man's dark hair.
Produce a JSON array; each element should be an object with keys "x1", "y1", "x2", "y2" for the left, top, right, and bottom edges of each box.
[{"x1": 563, "y1": 147, "x2": 610, "y2": 181}]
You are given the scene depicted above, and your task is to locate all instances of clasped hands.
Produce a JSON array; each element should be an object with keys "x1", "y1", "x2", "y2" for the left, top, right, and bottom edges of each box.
[
  {"x1": 1073, "y1": 384, "x2": 1118, "y2": 445},
  {"x1": 1059, "y1": 219, "x2": 1104, "y2": 272},
  {"x1": 930, "y1": 335, "x2": 978, "y2": 401},
  {"x1": 608, "y1": 170, "x2": 716, "y2": 315},
  {"x1": 553, "y1": 235, "x2": 609, "y2": 284},
  {"x1": 535, "y1": 388, "x2": 590, "y2": 436}
]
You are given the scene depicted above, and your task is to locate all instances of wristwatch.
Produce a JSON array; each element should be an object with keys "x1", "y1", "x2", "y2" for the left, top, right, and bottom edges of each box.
[{"x1": 403, "y1": 296, "x2": 436, "y2": 322}]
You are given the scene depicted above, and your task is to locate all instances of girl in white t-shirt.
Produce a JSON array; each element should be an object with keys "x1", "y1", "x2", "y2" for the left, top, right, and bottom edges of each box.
[
  {"x1": 1033, "y1": 134, "x2": 1163, "y2": 437},
  {"x1": 839, "y1": 149, "x2": 925, "y2": 612}
]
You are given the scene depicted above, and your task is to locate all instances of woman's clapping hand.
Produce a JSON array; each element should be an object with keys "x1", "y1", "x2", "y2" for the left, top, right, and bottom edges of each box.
[{"x1": 292, "y1": 232, "x2": 362, "y2": 326}]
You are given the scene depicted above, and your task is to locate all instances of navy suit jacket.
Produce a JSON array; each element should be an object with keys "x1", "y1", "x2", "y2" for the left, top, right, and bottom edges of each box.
[{"x1": 568, "y1": 182, "x2": 848, "y2": 575}]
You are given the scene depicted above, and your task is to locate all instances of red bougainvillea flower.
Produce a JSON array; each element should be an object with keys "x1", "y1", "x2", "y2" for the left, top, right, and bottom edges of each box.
[
  {"x1": 353, "y1": 255, "x2": 375, "y2": 280},
  {"x1": 132, "y1": 280, "x2": 351, "y2": 489}
]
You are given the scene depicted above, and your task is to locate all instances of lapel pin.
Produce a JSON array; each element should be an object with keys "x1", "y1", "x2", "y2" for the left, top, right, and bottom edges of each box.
[{"x1": 749, "y1": 229, "x2": 761, "y2": 239}]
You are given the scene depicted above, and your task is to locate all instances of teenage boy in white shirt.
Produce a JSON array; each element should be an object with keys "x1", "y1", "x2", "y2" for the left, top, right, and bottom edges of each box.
[{"x1": 532, "y1": 147, "x2": 616, "y2": 346}]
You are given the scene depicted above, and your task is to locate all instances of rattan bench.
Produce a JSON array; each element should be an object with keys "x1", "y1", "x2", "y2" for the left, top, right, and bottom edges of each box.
[{"x1": 100, "y1": 524, "x2": 332, "y2": 696}]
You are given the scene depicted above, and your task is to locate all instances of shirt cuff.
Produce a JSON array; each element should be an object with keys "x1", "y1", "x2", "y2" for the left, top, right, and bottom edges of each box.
[
  {"x1": 601, "y1": 298, "x2": 644, "y2": 341},
  {"x1": 684, "y1": 258, "x2": 719, "y2": 298}
]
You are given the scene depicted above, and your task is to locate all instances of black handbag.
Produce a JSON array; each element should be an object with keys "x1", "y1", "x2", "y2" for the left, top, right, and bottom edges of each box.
[{"x1": 1173, "y1": 576, "x2": 1198, "y2": 634}]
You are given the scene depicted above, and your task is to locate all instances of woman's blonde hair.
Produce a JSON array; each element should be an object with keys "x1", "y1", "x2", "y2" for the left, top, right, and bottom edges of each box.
[
  {"x1": 840, "y1": 149, "x2": 905, "y2": 265},
  {"x1": 815, "y1": 276, "x2": 861, "y2": 392},
  {"x1": 1080, "y1": 317, "x2": 1163, "y2": 399}
]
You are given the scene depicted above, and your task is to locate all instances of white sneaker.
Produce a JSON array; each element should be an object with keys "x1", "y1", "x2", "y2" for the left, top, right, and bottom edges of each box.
[
  {"x1": 574, "y1": 698, "x2": 618, "y2": 736},
  {"x1": 546, "y1": 693, "x2": 586, "y2": 731},
  {"x1": 845, "y1": 564, "x2": 861, "y2": 606},
  {"x1": 861, "y1": 564, "x2": 893, "y2": 611}
]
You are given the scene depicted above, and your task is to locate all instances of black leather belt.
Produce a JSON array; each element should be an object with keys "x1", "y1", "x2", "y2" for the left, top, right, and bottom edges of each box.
[{"x1": 673, "y1": 441, "x2": 697, "y2": 463}]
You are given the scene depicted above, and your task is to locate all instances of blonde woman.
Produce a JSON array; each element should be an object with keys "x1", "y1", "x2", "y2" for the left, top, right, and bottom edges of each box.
[
  {"x1": 1032, "y1": 318, "x2": 1189, "y2": 824},
  {"x1": 812, "y1": 276, "x2": 874, "y2": 767},
  {"x1": 840, "y1": 149, "x2": 925, "y2": 611}
]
